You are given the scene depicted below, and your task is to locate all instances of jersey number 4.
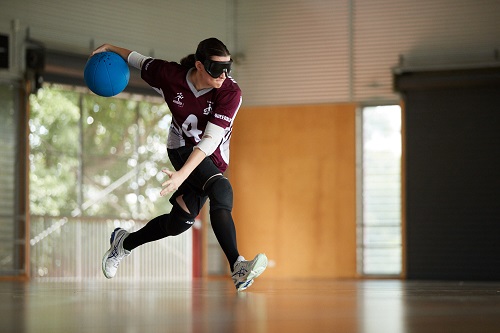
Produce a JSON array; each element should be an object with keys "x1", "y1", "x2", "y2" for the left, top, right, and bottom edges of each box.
[{"x1": 182, "y1": 115, "x2": 202, "y2": 143}]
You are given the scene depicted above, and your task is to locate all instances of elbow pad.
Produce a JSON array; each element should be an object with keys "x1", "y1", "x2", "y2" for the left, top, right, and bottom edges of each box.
[
  {"x1": 196, "y1": 122, "x2": 225, "y2": 156},
  {"x1": 127, "y1": 51, "x2": 151, "y2": 69}
]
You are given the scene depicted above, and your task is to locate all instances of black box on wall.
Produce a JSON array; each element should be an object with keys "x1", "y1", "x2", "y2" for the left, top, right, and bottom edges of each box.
[
  {"x1": 0, "y1": 34, "x2": 8, "y2": 69},
  {"x1": 26, "y1": 47, "x2": 45, "y2": 72}
]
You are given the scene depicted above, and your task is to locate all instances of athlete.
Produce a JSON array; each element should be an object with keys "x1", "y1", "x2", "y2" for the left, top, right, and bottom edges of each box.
[{"x1": 93, "y1": 38, "x2": 267, "y2": 291}]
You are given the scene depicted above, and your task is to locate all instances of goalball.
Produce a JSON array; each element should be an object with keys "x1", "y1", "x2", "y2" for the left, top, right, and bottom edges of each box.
[{"x1": 84, "y1": 52, "x2": 129, "y2": 97}]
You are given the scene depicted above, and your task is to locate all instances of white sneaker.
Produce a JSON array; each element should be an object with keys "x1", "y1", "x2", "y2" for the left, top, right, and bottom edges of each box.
[
  {"x1": 102, "y1": 228, "x2": 130, "y2": 279},
  {"x1": 231, "y1": 253, "x2": 268, "y2": 291}
]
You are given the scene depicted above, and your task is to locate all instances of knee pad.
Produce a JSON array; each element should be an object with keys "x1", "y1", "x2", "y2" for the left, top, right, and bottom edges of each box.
[
  {"x1": 163, "y1": 203, "x2": 196, "y2": 236},
  {"x1": 207, "y1": 176, "x2": 233, "y2": 212},
  {"x1": 169, "y1": 192, "x2": 207, "y2": 219}
]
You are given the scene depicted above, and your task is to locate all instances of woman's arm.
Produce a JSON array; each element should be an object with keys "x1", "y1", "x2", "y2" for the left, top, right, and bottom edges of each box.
[{"x1": 92, "y1": 44, "x2": 151, "y2": 70}]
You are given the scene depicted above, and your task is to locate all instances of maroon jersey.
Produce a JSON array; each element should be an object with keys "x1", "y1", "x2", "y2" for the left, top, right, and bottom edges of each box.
[{"x1": 141, "y1": 59, "x2": 242, "y2": 172}]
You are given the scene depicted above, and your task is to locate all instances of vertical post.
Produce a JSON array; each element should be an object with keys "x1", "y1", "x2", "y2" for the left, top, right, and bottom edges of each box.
[
  {"x1": 76, "y1": 93, "x2": 84, "y2": 279},
  {"x1": 19, "y1": 78, "x2": 30, "y2": 279},
  {"x1": 134, "y1": 102, "x2": 140, "y2": 281},
  {"x1": 355, "y1": 106, "x2": 364, "y2": 276},
  {"x1": 348, "y1": 0, "x2": 354, "y2": 102}
]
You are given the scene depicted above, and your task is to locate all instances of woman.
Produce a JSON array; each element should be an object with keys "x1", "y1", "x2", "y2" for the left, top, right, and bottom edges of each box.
[{"x1": 95, "y1": 38, "x2": 267, "y2": 291}]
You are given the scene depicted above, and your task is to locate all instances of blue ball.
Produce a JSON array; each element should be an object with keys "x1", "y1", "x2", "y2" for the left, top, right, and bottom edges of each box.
[{"x1": 84, "y1": 52, "x2": 130, "y2": 97}]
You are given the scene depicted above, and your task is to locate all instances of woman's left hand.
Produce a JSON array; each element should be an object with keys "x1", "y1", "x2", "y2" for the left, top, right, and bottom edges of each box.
[
  {"x1": 160, "y1": 169, "x2": 186, "y2": 196},
  {"x1": 159, "y1": 148, "x2": 207, "y2": 197}
]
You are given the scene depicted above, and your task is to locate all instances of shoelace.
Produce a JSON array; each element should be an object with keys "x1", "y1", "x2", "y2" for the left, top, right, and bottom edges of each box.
[
  {"x1": 107, "y1": 243, "x2": 126, "y2": 266},
  {"x1": 232, "y1": 265, "x2": 248, "y2": 278}
]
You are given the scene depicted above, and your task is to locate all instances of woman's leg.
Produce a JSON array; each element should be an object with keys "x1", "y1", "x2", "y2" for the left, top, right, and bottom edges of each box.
[
  {"x1": 205, "y1": 175, "x2": 240, "y2": 269},
  {"x1": 210, "y1": 208, "x2": 239, "y2": 270},
  {"x1": 122, "y1": 214, "x2": 168, "y2": 251},
  {"x1": 123, "y1": 200, "x2": 198, "y2": 251}
]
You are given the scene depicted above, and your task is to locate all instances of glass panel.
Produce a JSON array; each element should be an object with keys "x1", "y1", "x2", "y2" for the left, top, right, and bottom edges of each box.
[
  {"x1": 29, "y1": 87, "x2": 80, "y2": 216},
  {"x1": 0, "y1": 83, "x2": 20, "y2": 275},
  {"x1": 360, "y1": 105, "x2": 402, "y2": 275},
  {"x1": 81, "y1": 95, "x2": 173, "y2": 219}
]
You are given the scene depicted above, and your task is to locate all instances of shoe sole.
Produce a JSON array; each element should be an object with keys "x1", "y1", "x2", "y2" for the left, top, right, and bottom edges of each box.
[
  {"x1": 237, "y1": 279, "x2": 254, "y2": 291},
  {"x1": 101, "y1": 249, "x2": 113, "y2": 279},
  {"x1": 237, "y1": 254, "x2": 268, "y2": 291}
]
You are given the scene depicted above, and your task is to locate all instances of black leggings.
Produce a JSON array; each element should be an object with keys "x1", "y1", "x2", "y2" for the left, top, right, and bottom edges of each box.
[{"x1": 123, "y1": 146, "x2": 240, "y2": 269}]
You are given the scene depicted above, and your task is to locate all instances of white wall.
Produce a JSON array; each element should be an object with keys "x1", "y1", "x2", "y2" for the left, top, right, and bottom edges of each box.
[
  {"x1": 235, "y1": 0, "x2": 500, "y2": 105},
  {"x1": 1, "y1": 0, "x2": 500, "y2": 104}
]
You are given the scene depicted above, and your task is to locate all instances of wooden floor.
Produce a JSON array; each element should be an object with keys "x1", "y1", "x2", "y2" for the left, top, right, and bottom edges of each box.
[{"x1": 2, "y1": 278, "x2": 500, "y2": 333}]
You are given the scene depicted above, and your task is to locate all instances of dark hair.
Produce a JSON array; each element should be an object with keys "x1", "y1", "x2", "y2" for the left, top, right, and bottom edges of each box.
[{"x1": 180, "y1": 37, "x2": 231, "y2": 69}]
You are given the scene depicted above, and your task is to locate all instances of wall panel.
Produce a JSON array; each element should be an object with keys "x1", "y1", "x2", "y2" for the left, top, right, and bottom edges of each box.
[
  {"x1": 235, "y1": 0, "x2": 500, "y2": 105},
  {"x1": 230, "y1": 104, "x2": 357, "y2": 279},
  {"x1": 353, "y1": 0, "x2": 500, "y2": 101},
  {"x1": 235, "y1": 0, "x2": 351, "y2": 105}
]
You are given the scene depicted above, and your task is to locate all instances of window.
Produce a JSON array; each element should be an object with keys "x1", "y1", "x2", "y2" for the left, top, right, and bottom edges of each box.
[
  {"x1": 358, "y1": 105, "x2": 402, "y2": 275},
  {"x1": 29, "y1": 84, "x2": 193, "y2": 280}
]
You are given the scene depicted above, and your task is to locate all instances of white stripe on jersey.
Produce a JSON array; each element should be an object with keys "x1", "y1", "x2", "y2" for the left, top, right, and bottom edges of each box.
[{"x1": 220, "y1": 96, "x2": 242, "y2": 164}]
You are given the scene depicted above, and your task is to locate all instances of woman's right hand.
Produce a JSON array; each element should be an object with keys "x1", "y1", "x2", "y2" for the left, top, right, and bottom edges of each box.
[
  {"x1": 89, "y1": 44, "x2": 131, "y2": 61},
  {"x1": 90, "y1": 44, "x2": 112, "y2": 57}
]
